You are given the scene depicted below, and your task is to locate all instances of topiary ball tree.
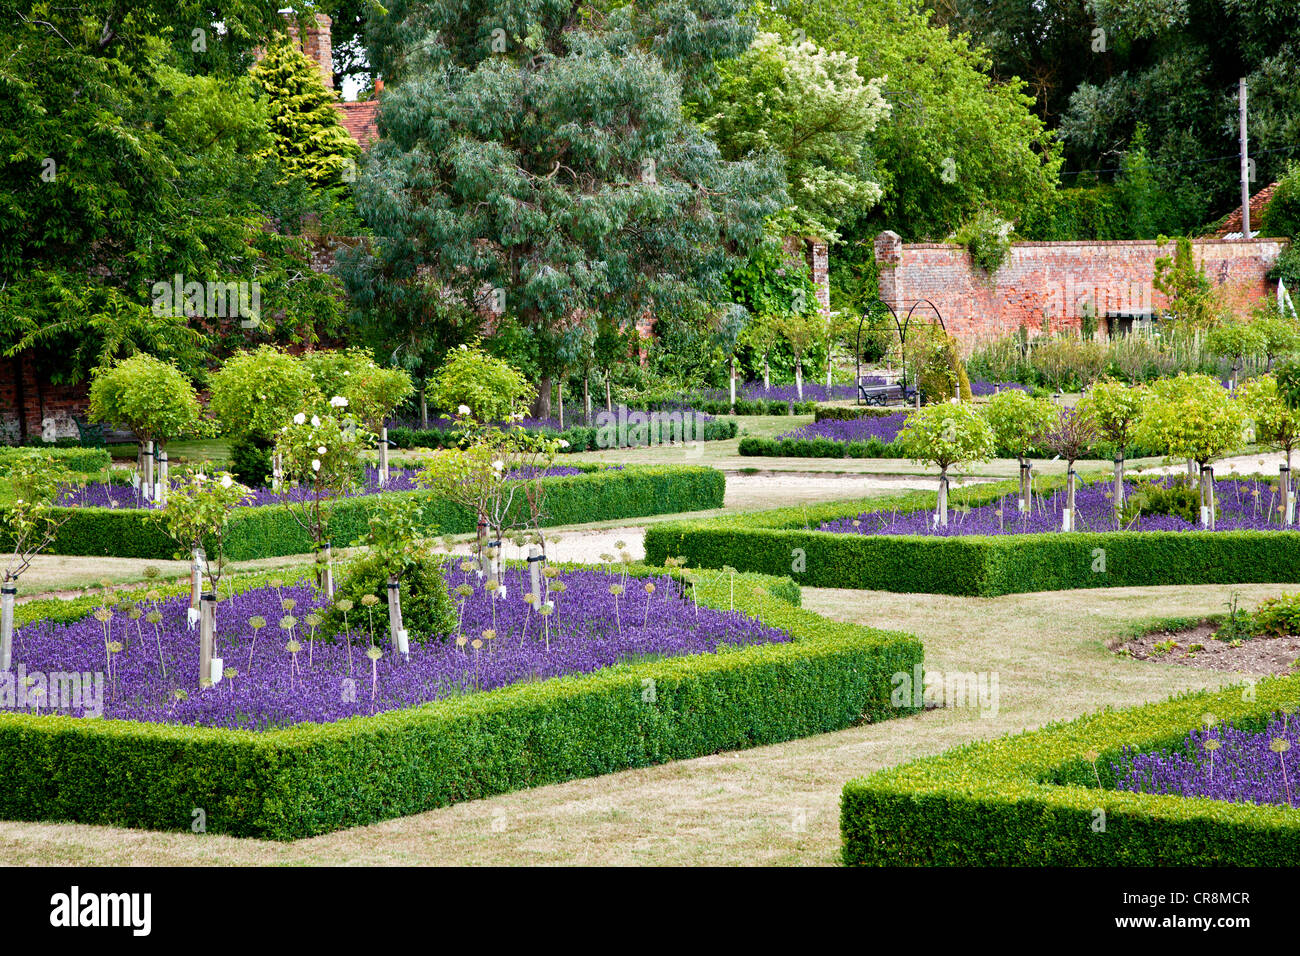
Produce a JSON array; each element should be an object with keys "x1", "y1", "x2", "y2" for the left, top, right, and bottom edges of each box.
[
  {"x1": 428, "y1": 343, "x2": 535, "y2": 424},
  {"x1": 1134, "y1": 373, "x2": 1245, "y2": 529},
  {"x1": 1078, "y1": 378, "x2": 1144, "y2": 516},
  {"x1": 896, "y1": 402, "x2": 995, "y2": 527},
  {"x1": 982, "y1": 388, "x2": 1055, "y2": 515}
]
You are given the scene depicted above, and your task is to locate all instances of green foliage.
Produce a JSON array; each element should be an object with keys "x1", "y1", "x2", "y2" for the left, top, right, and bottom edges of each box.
[
  {"x1": 156, "y1": 471, "x2": 255, "y2": 591},
  {"x1": 0, "y1": 447, "x2": 109, "y2": 474},
  {"x1": 1134, "y1": 373, "x2": 1244, "y2": 466},
  {"x1": 842, "y1": 675, "x2": 1300, "y2": 865},
  {"x1": 1153, "y1": 237, "x2": 1223, "y2": 331},
  {"x1": 1254, "y1": 594, "x2": 1300, "y2": 638},
  {"x1": 249, "y1": 32, "x2": 360, "y2": 190},
  {"x1": 0, "y1": 453, "x2": 71, "y2": 582},
  {"x1": 774, "y1": 0, "x2": 1062, "y2": 242},
  {"x1": 1078, "y1": 378, "x2": 1143, "y2": 453},
  {"x1": 321, "y1": 551, "x2": 456, "y2": 645},
  {"x1": 1206, "y1": 320, "x2": 1267, "y2": 374},
  {"x1": 3, "y1": 467, "x2": 726, "y2": 560},
  {"x1": 427, "y1": 345, "x2": 535, "y2": 423},
  {"x1": 896, "y1": 403, "x2": 994, "y2": 473},
  {"x1": 208, "y1": 347, "x2": 324, "y2": 444},
  {"x1": 86, "y1": 354, "x2": 206, "y2": 445},
  {"x1": 696, "y1": 32, "x2": 889, "y2": 240},
  {"x1": 982, "y1": 389, "x2": 1056, "y2": 462},
  {"x1": 227, "y1": 436, "x2": 273, "y2": 488},
  {"x1": 1239, "y1": 374, "x2": 1300, "y2": 460},
  {"x1": 1119, "y1": 478, "x2": 1208, "y2": 527},
  {"x1": 953, "y1": 208, "x2": 1014, "y2": 275},
  {"x1": 0, "y1": 567, "x2": 920, "y2": 839},
  {"x1": 274, "y1": 411, "x2": 369, "y2": 550},
  {"x1": 908, "y1": 325, "x2": 972, "y2": 403},
  {"x1": 1262, "y1": 164, "x2": 1300, "y2": 239},
  {"x1": 341, "y1": 2, "x2": 782, "y2": 393},
  {"x1": 644, "y1": 477, "x2": 1300, "y2": 596}
]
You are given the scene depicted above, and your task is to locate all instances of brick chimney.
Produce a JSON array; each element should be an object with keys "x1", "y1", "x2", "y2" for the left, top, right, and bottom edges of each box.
[{"x1": 287, "y1": 12, "x2": 333, "y2": 90}]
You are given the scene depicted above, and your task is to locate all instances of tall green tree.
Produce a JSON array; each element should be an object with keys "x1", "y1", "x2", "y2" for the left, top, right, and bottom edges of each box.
[
  {"x1": 250, "y1": 31, "x2": 360, "y2": 189},
  {"x1": 340, "y1": 0, "x2": 784, "y2": 417}
]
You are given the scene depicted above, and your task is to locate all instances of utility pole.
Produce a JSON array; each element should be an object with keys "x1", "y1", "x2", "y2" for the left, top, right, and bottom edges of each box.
[{"x1": 1239, "y1": 78, "x2": 1251, "y2": 238}]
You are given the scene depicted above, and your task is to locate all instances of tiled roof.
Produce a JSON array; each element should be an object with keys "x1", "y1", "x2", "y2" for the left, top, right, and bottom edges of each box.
[
  {"x1": 1209, "y1": 181, "x2": 1280, "y2": 237},
  {"x1": 332, "y1": 100, "x2": 380, "y2": 149}
]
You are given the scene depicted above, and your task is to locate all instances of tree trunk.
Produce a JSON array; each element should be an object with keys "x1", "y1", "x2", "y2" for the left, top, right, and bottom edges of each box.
[
  {"x1": 1113, "y1": 454, "x2": 1125, "y2": 519},
  {"x1": 378, "y1": 427, "x2": 389, "y2": 487},
  {"x1": 320, "y1": 541, "x2": 335, "y2": 598},
  {"x1": 936, "y1": 469, "x2": 949, "y2": 527},
  {"x1": 528, "y1": 544, "x2": 544, "y2": 607},
  {"x1": 388, "y1": 575, "x2": 405, "y2": 654},
  {"x1": 795, "y1": 360, "x2": 803, "y2": 401},
  {"x1": 1018, "y1": 460, "x2": 1032, "y2": 514},
  {"x1": 157, "y1": 450, "x2": 169, "y2": 507},
  {"x1": 1063, "y1": 467, "x2": 1077, "y2": 531},
  {"x1": 190, "y1": 547, "x2": 205, "y2": 612},
  {"x1": 533, "y1": 374, "x2": 553, "y2": 420},
  {"x1": 558, "y1": 381, "x2": 564, "y2": 430},
  {"x1": 1201, "y1": 465, "x2": 1216, "y2": 529},
  {"x1": 583, "y1": 372, "x2": 592, "y2": 426},
  {"x1": 199, "y1": 591, "x2": 217, "y2": 689},
  {"x1": 729, "y1": 357, "x2": 736, "y2": 411},
  {"x1": 419, "y1": 383, "x2": 429, "y2": 429},
  {"x1": 1285, "y1": 459, "x2": 1295, "y2": 527},
  {"x1": 605, "y1": 374, "x2": 613, "y2": 413},
  {"x1": 0, "y1": 583, "x2": 15, "y2": 672},
  {"x1": 763, "y1": 354, "x2": 770, "y2": 389},
  {"x1": 142, "y1": 440, "x2": 155, "y2": 502}
]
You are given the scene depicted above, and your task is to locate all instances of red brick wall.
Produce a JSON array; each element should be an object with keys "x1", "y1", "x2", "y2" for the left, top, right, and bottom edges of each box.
[
  {"x1": 876, "y1": 233, "x2": 1289, "y2": 349},
  {"x1": 0, "y1": 353, "x2": 90, "y2": 442}
]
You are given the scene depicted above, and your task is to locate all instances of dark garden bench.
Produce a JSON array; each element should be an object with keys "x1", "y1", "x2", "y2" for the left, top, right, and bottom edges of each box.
[{"x1": 857, "y1": 382, "x2": 915, "y2": 406}]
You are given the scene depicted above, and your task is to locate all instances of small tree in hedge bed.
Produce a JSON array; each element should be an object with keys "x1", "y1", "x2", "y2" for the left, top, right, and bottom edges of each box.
[
  {"x1": 274, "y1": 411, "x2": 368, "y2": 596},
  {"x1": 335, "y1": 495, "x2": 454, "y2": 656},
  {"x1": 427, "y1": 343, "x2": 534, "y2": 423},
  {"x1": 302, "y1": 349, "x2": 414, "y2": 485},
  {"x1": 1, "y1": 454, "x2": 71, "y2": 669},
  {"x1": 1078, "y1": 378, "x2": 1143, "y2": 517},
  {"x1": 1134, "y1": 373, "x2": 1244, "y2": 529},
  {"x1": 157, "y1": 470, "x2": 254, "y2": 689},
  {"x1": 896, "y1": 403, "x2": 995, "y2": 527},
  {"x1": 1039, "y1": 407, "x2": 1099, "y2": 531},
  {"x1": 209, "y1": 346, "x2": 323, "y2": 487},
  {"x1": 1239, "y1": 373, "x2": 1300, "y2": 525},
  {"x1": 983, "y1": 388, "x2": 1055, "y2": 515},
  {"x1": 87, "y1": 353, "x2": 206, "y2": 505}
]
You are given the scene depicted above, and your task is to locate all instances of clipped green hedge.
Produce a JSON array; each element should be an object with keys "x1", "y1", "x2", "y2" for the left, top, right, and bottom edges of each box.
[
  {"x1": 813, "y1": 405, "x2": 905, "y2": 421},
  {"x1": 645, "y1": 478, "x2": 1300, "y2": 596},
  {"x1": 2, "y1": 465, "x2": 726, "y2": 561},
  {"x1": 0, "y1": 567, "x2": 922, "y2": 840},
  {"x1": 842, "y1": 676, "x2": 1300, "y2": 865},
  {"x1": 0, "y1": 446, "x2": 112, "y2": 474}
]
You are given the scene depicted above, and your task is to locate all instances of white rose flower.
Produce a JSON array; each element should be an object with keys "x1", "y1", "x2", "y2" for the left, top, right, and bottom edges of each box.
[
  {"x1": 558, "y1": 439, "x2": 570, "y2": 449},
  {"x1": 492, "y1": 459, "x2": 504, "y2": 471},
  {"x1": 317, "y1": 446, "x2": 327, "y2": 455},
  {"x1": 293, "y1": 413, "x2": 306, "y2": 425},
  {"x1": 330, "y1": 396, "x2": 348, "y2": 407},
  {"x1": 311, "y1": 459, "x2": 321, "y2": 472},
  {"x1": 458, "y1": 404, "x2": 471, "y2": 416},
  {"x1": 311, "y1": 415, "x2": 321, "y2": 427},
  {"x1": 220, "y1": 475, "x2": 233, "y2": 489}
]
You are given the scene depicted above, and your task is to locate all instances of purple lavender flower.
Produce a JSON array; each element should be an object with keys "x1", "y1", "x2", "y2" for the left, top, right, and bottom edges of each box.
[{"x1": 3, "y1": 567, "x2": 790, "y2": 730}]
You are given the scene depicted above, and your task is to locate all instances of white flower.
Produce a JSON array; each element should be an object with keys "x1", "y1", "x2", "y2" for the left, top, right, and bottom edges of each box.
[
  {"x1": 311, "y1": 459, "x2": 321, "y2": 472},
  {"x1": 458, "y1": 404, "x2": 471, "y2": 416},
  {"x1": 219, "y1": 475, "x2": 233, "y2": 489},
  {"x1": 330, "y1": 396, "x2": 348, "y2": 408},
  {"x1": 293, "y1": 413, "x2": 306, "y2": 425},
  {"x1": 492, "y1": 459, "x2": 504, "y2": 471},
  {"x1": 459, "y1": 344, "x2": 468, "y2": 350},
  {"x1": 343, "y1": 371, "x2": 351, "y2": 376},
  {"x1": 311, "y1": 415, "x2": 321, "y2": 428},
  {"x1": 316, "y1": 446, "x2": 327, "y2": 455},
  {"x1": 558, "y1": 439, "x2": 570, "y2": 449}
]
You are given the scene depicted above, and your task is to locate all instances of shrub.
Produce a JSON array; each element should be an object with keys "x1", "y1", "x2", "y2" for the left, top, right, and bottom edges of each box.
[
  {"x1": 1254, "y1": 593, "x2": 1300, "y2": 638},
  {"x1": 428, "y1": 343, "x2": 534, "y2": 422},
  {"x1": 0, "y1": 447, "x2": 110, "y2": 474},
  {"x1": 321, "y1": 551, "x2": 456, "y2": 644},
  {"x1": 87, "y1": 353, "x2": 206, "y2": 448},
  {"x1": 208, "y1": 347, "x2": 322, "y2": 444},
  {"x1": 842, "y1": 676, "x2": 1300, "y2": 865},
  {"x1": 228, "y1": 436, "x2": 273, "y2": 487}
]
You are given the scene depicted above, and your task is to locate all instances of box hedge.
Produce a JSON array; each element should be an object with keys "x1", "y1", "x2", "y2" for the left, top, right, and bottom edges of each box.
[
  {"x1": 644, "y1": 477, "x2": 1300, "y2": 596},
  {"x1": 388, "y1": 418, "x2": 737, "y2": 452},
  {"x1": 0, "y1": 567, "x2": 922, "y2": 840},
  {"x1": 2, "y1": 465, "x2": 725, "y2": 561},
  {"x1": 842, "y1": 675, "x2": 1300, "y2": 865},
  {"x1": 0, "y1": 446, "x2": 112, "y2": 474}
]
